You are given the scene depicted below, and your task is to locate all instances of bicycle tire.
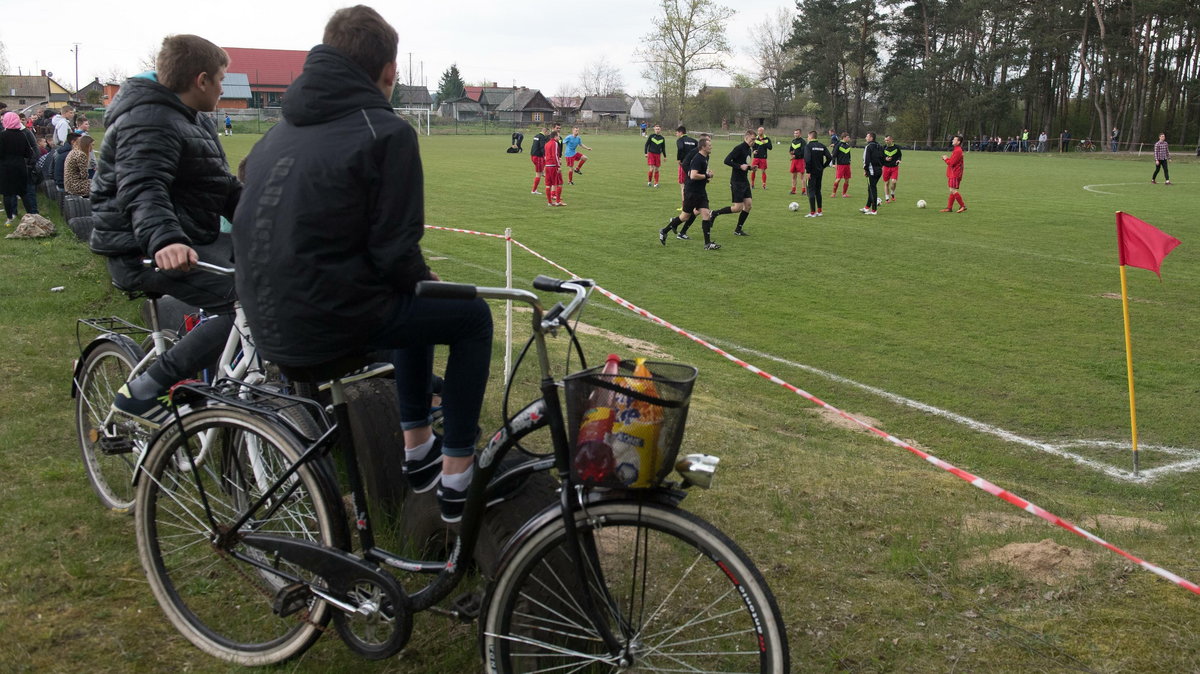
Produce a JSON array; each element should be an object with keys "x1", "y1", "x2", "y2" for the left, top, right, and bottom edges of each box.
[
  {"x1": 481, "y1": 500, "x2": 790, "y2": 673},
  {"x1": 135, "y1": 406, "x2": 346, "y2": 665},
  {"x1": 76, "y1": 339, "x2": 146, "y2": 512}
]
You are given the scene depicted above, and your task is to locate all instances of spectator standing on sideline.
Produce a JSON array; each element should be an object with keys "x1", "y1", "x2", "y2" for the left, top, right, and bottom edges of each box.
[
  {"x1": 710, "y1": 129, "x2": 756, "y2": 236},
  {"x1": 831, "y1": 132, "x2": 853, "y2": 198},
  {"x1": 802, "y1": 131, "x2": 832, "y2": 218},
  {"x1": 881, "y1": 134, "x2": 902, "y2": 203},
  {"x1": 1111, "y1": 127, "x2": 1119, "y2": 153},
  {"x1": 788, "y1": 128, "x2": 806, "y2": 195},
  {"x1": 89, "y1": 34, "x2": 241, "y2": 428},
  {"x1": 64, "y1": 135, "x2": 94, "y2": 197},
  {"x1": 940, "y1": 135, "x2": 967, "y2": 213},
  {"x1": 53, "y1": 132, "x2": 81, "y2": 188},
  {"x1": 640, "y1": 121, "x2": 648, "y2": 137},
  {"x1": 18, "y1": 113, "x2": 40, "y2": 213},
  {"x1": 1038, "y1": 130, "x2": 1047, "y2": 153},
  {"x1": 528, "y1": 125, "x2": 547, "y2": 194},
  {"x1": 1151, "y1": 133, "x2": 1171, "y2": 185},
  {"x1": 235, "y1": 6, "x2": 494, "y2": 522},
  {"x1": 860, "y1": 131, "x2": 882, "y2": 216},
  {"x1": 0, "y1": 112, "x2": 35, "y2": 225},
  {"x1": 51, "y1": 106, "x2": 73, "y2": 146},
  {"x1": 751, "y1": 126, "x2": 772, "y2": 189},
  {"x1": 644, "y1": 123, "x2": 666, "y2": 187},
  {"x1": 1059, "y1": 129, "x2": 1070, "y2": 152},
  {"x1": 829, "y1": 128, "x2": 838, "y2": 147},
  {"x1": 224, "y1": 114, "x2": 232, "y2": 136}
]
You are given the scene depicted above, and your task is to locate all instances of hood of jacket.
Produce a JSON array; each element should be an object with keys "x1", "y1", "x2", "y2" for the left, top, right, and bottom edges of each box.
[
  {"x1": 103, "y1": 74, "x2": 195, "y2": 129},
  {"x1": 282, "y1": 45, "x2": 393, "y2": 127}
]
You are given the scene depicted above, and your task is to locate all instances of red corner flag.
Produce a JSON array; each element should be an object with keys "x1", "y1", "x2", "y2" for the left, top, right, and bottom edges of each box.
[{"x1": 1116, "y1": 212, "x2": 1181, "y2": 277}]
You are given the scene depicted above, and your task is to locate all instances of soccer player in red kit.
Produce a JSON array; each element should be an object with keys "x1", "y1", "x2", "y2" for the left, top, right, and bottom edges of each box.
[
  {"x1": 788, "y1": 128, "x2": 806, "y2": 195},
  {"x1": 543, "y1": 130, "x2": 565, "y2": 206},
  {"x1": 940, "y1": 135, "x2": 966, "y2": 213}
]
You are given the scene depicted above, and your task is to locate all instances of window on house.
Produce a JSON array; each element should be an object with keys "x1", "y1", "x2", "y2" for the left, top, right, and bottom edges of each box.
[{"x1": 532, "y1": 112, "x2": 543, "y2": 122}]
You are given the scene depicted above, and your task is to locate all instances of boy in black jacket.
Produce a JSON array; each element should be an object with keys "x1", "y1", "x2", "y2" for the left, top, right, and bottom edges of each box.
[
  {"x1": 234, "y1": 6, "x2": 493, "y2": 523},
  {"x1": 861, "y1": 132, "x2": 883, "y2": 215},
  {"x1": 90, "y1": 34, "x2": 239, "y2": 428},
  {"x1": 802, "y1": 132, "x2": 832, "y2": 217}
]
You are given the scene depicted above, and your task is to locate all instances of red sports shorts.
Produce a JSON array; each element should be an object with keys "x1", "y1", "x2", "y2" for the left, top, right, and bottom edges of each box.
[
  {"x1": 882, "y1": 166, "x2": 899, "y2": 181},
  {"x1": 835, "y1": 165, "x2": 851, "y2": 179},
  {"x1": 678, "y1": 165, "x2": 686, "y2": 184},
  {"x1": 565, "y1": 155, "x2": 578, "y2": 168},
  {"x1": 646, "y1": 153, "x2": 662, "y2": 167},
  {"x1": 531, "y1": 155, "x2": 545, "y2": 172},
  {"x1": 544, "y1": 166, "x2": 563, "y2": 187},
  {"x1": 947, "y1": 176, "x2": 962, "y2": 190},
  {"x1": 752, "y1": 158, "x2": 768, "y2": 171},
  {"x1": 790, "y1": 159, "x2": 805, "y2": 173}
]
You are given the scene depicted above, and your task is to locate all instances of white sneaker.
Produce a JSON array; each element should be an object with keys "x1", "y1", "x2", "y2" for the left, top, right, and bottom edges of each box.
[{"x1": 804, "y1": 213, "x2": 817, "y2": 218}]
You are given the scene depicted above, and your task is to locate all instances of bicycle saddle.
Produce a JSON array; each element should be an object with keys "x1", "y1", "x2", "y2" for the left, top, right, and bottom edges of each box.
[{"x1": 275, "y1": 354, "x2": 375, "y2": 385}]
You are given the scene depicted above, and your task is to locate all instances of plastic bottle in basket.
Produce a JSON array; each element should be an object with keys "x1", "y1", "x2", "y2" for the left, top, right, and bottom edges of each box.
[
  {"x1": 574, "y1": 354, "x2": 621, "y2": 483},
  {"x1": 610, "y1": 358, "x2": 664, "y2": 487}
]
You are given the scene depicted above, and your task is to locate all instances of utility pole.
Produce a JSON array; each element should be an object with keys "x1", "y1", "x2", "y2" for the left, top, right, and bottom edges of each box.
[
  {"x1": 408, "y1": 52, "x2": 413, "y2": 86},
  {"x1": 72, "y1": 43, "x2": 80, "y2": 94}
]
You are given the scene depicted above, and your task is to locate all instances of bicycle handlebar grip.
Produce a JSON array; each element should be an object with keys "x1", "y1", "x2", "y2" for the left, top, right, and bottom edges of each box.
[
  {"x1": 415, "y1": 280, "x2": 478, "y2": 300},
  {"x1": 532, "y1": 275, "x2": 566, "y2": 292}
]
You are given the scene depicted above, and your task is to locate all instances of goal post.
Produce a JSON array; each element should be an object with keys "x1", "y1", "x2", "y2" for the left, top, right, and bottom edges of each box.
[{"x1": 394, "y1": 107, "x2": 431, "y2": 136}]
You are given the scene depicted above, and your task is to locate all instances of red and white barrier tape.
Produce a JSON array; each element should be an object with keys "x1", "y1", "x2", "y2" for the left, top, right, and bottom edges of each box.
[{"x1": 424, "y1": 224, "x2": 1200, "y2": 597}]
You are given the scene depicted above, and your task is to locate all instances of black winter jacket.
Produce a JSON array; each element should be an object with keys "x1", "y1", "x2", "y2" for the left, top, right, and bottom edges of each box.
[
  {"x1": 89, "y1": 75, "x2": 240, "y2": 258},
  {"x1": 232, "y1": 46, "x2": 432, "y2": 366}
]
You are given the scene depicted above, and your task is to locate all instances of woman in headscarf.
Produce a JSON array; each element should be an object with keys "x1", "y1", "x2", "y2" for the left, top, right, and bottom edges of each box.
[{"x1": 0, "y1": 111, "x2": 35, "y2": 225}]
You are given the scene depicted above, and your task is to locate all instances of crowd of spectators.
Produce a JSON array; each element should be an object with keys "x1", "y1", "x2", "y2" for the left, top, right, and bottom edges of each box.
[{"x1": 0, "y1": 101, "x2": 94, "y2": 225}]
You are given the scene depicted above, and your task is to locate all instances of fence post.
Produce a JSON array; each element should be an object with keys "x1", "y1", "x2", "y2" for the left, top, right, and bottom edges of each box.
[{"x1": 504, "y1": 227, "x2": 513, "y2": 387}]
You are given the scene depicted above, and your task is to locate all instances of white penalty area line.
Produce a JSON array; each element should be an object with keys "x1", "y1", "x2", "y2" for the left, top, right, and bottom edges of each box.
[
  {"x1": 692, "y1": 334, "x2": 1200, "y2": 483},
  {"x1": 1083, "y1": 182, "x2": 1157, "y2": 195}
]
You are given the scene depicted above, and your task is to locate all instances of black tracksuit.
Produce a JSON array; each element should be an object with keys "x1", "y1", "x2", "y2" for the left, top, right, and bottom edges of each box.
[
  {"x1": 863, "y1": 140, "x2": 883, "y2": 211},
  {"x1": 803, "y1": 140, "x2": 832, "y2": 212}
]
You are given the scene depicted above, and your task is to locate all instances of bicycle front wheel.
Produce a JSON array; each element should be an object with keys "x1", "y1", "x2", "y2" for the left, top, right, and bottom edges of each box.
[
  {"x1": 134, "y1": 406, "x2": 345, "y2": 666},
  {"x1": 481, "y1": 500, "x2": 789, "y2": 673},
  {"x1": 76, "y1": 339, "x2": 145, "y2": 512}
]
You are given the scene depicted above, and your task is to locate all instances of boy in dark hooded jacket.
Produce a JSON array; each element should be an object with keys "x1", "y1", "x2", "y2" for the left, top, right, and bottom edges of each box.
[
  {"x1": 233, "y1": 5, "x2": 493, "y2": 523},
  {"x1": 89, "y1": 34, "x2": 240, "y2": 427}
]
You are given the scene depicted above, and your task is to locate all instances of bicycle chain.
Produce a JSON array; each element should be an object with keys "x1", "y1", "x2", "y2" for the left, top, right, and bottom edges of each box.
[{"x1": 213, "y1": 534, "x2": 327, "y2": 633}]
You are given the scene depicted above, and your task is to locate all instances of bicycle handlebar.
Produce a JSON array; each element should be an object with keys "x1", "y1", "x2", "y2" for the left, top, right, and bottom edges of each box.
[
  {"x1": 416, "y1": 276, "x2": 593, "y2": 333},
  {"x1": 141, "y1": 259, "x2": 235, "y2": 276}
]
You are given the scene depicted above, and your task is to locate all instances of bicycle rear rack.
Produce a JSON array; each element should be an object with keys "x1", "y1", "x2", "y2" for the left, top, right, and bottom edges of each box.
[{"x1": 76, "y1": 316, "x2": 152, "y2": 351}]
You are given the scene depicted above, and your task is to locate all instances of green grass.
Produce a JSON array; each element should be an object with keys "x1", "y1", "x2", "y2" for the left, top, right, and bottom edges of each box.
[{"x1": 3, "y1": 130, "x2": 1200, "y2": 672}]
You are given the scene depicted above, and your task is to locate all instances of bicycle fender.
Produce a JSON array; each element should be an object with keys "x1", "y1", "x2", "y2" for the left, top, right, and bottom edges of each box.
[
  {"x1": 489, "y1": 490, "x2": 686, "y2": 582},
  {"x1": 70, "y1": 333, "x2": 144, "y2": 399}
]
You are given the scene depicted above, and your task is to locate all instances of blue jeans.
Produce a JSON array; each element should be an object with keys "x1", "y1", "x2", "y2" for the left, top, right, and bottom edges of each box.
[{"x1": 369, "y1": 294, "x2": 493, "y2": 458}]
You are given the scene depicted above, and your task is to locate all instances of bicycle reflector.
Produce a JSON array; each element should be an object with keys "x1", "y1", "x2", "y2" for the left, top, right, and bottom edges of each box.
[{"x1": 675, "y1": 454, "x2": 720, "y2": 489}]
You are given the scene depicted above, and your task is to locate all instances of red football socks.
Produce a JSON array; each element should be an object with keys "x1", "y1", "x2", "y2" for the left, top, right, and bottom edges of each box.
[{"x1": 532, "y1": 177, "x2": 541, "y2": 191}]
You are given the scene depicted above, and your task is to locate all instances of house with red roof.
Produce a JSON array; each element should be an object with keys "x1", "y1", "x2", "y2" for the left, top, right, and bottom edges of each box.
[{"x1": 222, "y1": 47, "x2": 309, "y2": 108}]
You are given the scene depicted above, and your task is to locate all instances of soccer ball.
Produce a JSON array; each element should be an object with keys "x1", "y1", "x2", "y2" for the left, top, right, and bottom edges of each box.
[
  {"x1": 788, "y1": 202, "x2": 800, "y2": 211},
  {"x1": 916, "y1": 199, "x2": 927, "y2": 209}
]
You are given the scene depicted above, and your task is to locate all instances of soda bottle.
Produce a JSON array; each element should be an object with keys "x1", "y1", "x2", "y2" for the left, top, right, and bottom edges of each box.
[
  {"x1": 610, "y1": 359, "x2": 664, "y2": 487},
  {"x1": 574, "y1": 354, "x2": 621, "y2": 483}
]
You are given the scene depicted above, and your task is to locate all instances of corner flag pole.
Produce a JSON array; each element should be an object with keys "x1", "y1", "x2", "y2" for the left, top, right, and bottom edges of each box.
[{"x1": 1118, "y1": 262, "x2": 1140, "y2": 477}]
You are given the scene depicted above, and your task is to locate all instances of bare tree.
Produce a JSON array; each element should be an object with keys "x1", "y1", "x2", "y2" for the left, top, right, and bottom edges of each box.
[
  {"x1": 750, "y1": 7, "x2": 798, "y2": 121},
  {"x1": 578, "y1": 57, "x2": 625, "y2": 96},
  {"x1": 100, "y1": 66, "x2": 129, "y2": 84},
  {"x1": 138, "y1": 45, "x2": 159, "y2": 73},
  {"x1": 636, "y1": 0, "x2": 735, "y2": 125}
]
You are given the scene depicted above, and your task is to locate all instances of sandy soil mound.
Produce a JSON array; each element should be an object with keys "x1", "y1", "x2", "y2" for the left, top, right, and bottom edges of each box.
[{"x1": 966, "y1": 538, "x2": 1096, "y2": 584}]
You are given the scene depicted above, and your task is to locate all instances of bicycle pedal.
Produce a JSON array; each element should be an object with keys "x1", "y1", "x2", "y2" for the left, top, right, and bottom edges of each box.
[
  {"x1": 273, "y1": 582, "x2": 313, "y2": 618},
  {"x1": 98, "y1": 435, "x2": 136, "y2": 455},
  {"x1": 450, "y1": 591, "x2": 482, "y2": 621}
]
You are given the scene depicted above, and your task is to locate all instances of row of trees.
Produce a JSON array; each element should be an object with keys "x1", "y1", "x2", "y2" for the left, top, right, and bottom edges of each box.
[{"x1": 635, "y1": 0, "x2": 1200, "y2": 148}]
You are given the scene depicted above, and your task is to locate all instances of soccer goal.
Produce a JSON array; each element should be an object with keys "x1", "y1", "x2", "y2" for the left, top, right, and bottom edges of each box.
[{"x1": 394, "y1": 107, "x2": 431, "y2": 136}]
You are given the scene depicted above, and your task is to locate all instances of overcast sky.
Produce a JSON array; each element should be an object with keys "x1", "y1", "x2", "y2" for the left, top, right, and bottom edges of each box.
[{"x1": 3, "y1": 0, "x2": 794, "y2": 97}]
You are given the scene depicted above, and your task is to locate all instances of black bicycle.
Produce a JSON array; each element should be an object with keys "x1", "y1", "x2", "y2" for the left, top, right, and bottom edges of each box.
[{"x1": 132, "y1": 275, "x2": 790, "y2": 671}]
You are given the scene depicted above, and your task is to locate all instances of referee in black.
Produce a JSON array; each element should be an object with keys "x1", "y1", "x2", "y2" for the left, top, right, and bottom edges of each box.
[
  {"x1": 802, "y1": 131, "x2": 832, "y2": 217},
  {"x1": 861, "y1": 132, "x2": 883, "y2": 215},
  {"x1": 710, "y1": 129, "x2": 756, "y2": 236}
]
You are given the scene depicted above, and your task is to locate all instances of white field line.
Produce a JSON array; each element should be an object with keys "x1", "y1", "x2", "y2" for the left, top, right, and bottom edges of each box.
[
  {"x1": 1083, "y1": 182, "x2": 1152, "y2": 195},
  {"x1": 423, "y1": 246, "x2": 1200, "y2": 483}
]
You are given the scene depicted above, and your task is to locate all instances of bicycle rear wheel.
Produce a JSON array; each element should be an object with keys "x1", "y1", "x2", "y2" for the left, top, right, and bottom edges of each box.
[
  {"x1": 481, "y1": 500, "x2": 789, "y2": 673},
  {"x1": 134, "y1": 406, "x2": 346, "y2": 665},
  {"x1": 75, "y1": 339, "x2": 146, "y2": 512}
]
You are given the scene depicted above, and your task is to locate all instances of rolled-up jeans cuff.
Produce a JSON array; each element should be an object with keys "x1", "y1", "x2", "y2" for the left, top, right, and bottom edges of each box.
[
  {"x1": 400, "y1": 417, "x2": 433, "y2": 431},
  {"x1": 441, "y1": 443, "x2": 476, "y2": 459}
]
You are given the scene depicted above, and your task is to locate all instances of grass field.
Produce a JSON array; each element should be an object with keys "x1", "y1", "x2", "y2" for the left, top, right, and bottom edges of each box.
[{"x1": 2, "y1": 128, "x2": 1199, "y2": 672}]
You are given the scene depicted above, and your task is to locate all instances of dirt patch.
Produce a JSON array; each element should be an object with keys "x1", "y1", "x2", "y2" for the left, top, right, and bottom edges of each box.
[
  {"x1": 811, "y1": 408, "x2": 884, "y2": 433},
  {"x1": 965, "y1": 538, "x2": 1096, "y2": 584},
  {"x1": 1099, "y1": 293, "x2": 1156, "y2": 304},
  {"x1": 962, "y1": 511, "x2": 1032, "y2": 534},
  {"x1": 511, "y1": 307, "x2": 673, "y2": 359},
  {"x1": 1080, "y1": 514, "x2": 1167, "y2": 533}
]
